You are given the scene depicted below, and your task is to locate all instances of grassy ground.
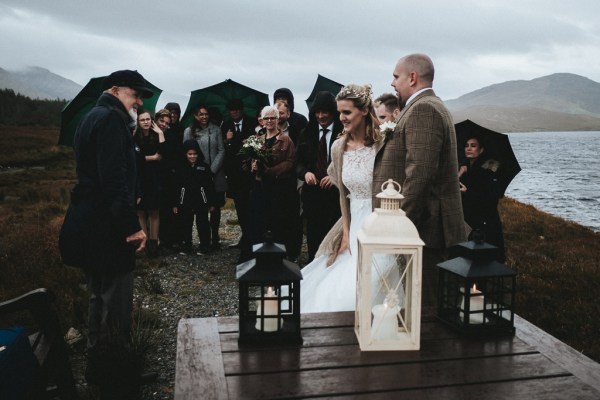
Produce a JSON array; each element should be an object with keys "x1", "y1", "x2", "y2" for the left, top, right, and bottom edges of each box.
[{"x1": 1, "y1": 124, "x2": 599, "y2": 364}]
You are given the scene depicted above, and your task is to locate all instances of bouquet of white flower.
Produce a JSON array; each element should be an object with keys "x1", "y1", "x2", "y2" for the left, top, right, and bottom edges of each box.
[{"x1": 238, "y1": 134, "x2": 271, "y2": 164}]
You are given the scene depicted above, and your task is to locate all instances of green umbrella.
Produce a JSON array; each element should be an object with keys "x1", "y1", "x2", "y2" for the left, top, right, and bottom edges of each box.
[
  {"x1": 58, "y1": 76, "x2": 162, "y2": 146},
  {"x1": 305, "y1": 74, "x2": 343, "y2": 110},
  {"x1": 180, "y1": 79, "x2": 270, "y2": 129}
]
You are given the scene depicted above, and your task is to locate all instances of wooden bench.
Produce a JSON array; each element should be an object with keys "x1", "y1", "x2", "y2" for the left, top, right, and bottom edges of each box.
[{"x1": 175, "y1": 311, "x2": 600, "y2": 399}]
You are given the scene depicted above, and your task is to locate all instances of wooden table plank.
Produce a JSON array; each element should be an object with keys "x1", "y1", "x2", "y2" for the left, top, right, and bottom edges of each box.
[
  {"x1": 175, "y1": 318, "x2": 228, "y2": 400},
  {"x1": 325, "y1": 376, "x2": 600, "y2": 400},
  {"x1": 225, "y1": 353, "x2": 571, "y2": 399},
  {"x1": 515, "y1": 314, "x2": 600, "y2": 393},
  {"x1": 219, "y1": 319, "x2": 459, "y2": 352},
  {"x1": 221, "y1": 337, "x2": 534, "y2": 375}
]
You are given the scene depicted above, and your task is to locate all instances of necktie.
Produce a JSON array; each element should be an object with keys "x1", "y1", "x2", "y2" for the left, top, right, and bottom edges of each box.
[
  {"x1": 316, "y1": 128, "x2": 328, "y2": 180},
  {"x1": 235, "y1": 123, "x2": 241, "y2": 133}
]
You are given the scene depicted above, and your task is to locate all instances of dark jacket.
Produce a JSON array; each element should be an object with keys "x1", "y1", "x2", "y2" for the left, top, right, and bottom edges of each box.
[
  {"x1": 70, "y1": 92, "x2": 141, "y2": 273},
  {"x1": 460, "y1": 157, "x2": 505, "y2": 260},
  {"x1": 221, "y1": 116, "x2": 257, "y2": 196},
  {"x1": 172, "y1": 160, "x2": 216, "y2": 211}
]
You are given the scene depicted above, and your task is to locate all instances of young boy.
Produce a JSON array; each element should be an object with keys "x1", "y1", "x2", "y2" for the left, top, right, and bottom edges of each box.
[{"x1": 173, "y1": 140, "x2": 216, "y2": 255}]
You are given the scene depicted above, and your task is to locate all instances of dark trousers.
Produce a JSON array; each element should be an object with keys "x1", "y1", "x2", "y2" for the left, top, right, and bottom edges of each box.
[
  {"x1": 86, "y1": 269, "x2": 134, "y2": 350},
  {"x1": 423, "y1": 247, "x2": 446, "y2": 308},
  {"x1": 232, "y1": 191, "x2": 251, "y2": 245},
  {"x1": 181, "y1": 207, "x2": 211, "y2": 247},
  {"x1": 303, "y1": 186, "x2": 341, "y2": 262}
]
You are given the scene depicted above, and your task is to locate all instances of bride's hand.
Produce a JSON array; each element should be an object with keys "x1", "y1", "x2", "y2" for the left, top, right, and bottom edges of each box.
[{"x1": 338, "y1": 230, "x2": 351, "y2": 255}]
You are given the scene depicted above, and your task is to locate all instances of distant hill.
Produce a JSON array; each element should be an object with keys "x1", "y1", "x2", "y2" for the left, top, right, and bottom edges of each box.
[
  {"x1": 446, "y1": 73, "x2": 600, "y2": 132},
  {"x1": 0, "y1": 66, "x2": 82, "y2": 100}
]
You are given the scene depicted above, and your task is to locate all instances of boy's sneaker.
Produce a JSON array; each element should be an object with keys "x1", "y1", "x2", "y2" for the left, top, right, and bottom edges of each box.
[{"x1": 198, "y1": 245, "x2": 211, "y2": 255}]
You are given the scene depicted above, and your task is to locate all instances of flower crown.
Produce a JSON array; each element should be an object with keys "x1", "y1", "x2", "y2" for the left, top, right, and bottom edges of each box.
[{"x1": 336, "y1": 84, "x2": 373, "y2": 104}]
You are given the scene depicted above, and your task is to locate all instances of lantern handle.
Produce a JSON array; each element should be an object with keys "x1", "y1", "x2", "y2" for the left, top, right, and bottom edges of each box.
[{"x1": 380, "y1": 179, "x2": 402, "y2": 195}]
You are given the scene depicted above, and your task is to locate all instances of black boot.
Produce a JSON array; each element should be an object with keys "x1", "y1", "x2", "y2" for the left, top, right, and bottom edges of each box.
[{"x1": 147, "y1": 239, "x2": 159, "y2": 258}]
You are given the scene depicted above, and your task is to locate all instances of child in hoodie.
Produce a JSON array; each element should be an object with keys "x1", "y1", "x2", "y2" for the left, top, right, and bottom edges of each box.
[{"x1": 173, "y1": 140, "x2": 216, "y2": 254}]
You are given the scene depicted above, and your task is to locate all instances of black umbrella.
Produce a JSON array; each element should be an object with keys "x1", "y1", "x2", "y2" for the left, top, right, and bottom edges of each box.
[
  {"x1": 180, "y1": 79, "x2": 270, "y2": 129},
  {"x1": 59, "y1": 76, "x2": 162, "y2": 146},
  {"x1": 454, "y1": 119, "x2": 521, "y2": 196},
  {"x1": 305, "y1": 75, "x2": 343, "y2": 110}
]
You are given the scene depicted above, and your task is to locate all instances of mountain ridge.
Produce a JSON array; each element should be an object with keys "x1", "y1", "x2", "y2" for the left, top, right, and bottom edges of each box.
[
  {"x1": 446, "y1": 73, "x2": 600, "y2": 132},
  {"x1": 0, "y1": 66, "x2": 82, "y2": 100}
]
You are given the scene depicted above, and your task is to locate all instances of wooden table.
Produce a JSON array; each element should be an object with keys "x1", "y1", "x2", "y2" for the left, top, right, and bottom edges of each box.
[{"x1": 175, "y1": 311, "x2": 600, "y2": 399}]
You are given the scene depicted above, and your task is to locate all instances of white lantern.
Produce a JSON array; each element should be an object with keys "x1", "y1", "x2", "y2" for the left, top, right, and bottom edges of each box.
[{"x1": 355, "y1": 179, "x2": 424, "y2": 351}]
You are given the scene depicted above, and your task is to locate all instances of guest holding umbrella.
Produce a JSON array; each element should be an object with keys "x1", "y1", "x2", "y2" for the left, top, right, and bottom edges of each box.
[
  {"x1": 183, "y1": 105, "x2": 227, "y2": 251},
  {"x1": 247, "y1": 105, "x2": 296, "y2": 256},
  {"x1": 459, "y1": 134, "x2": 506, "y2": 262}
]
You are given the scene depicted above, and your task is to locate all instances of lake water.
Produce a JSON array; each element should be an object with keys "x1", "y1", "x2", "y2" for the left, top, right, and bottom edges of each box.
[{"x1": 504, "y1": 131, "x2": 600, "y2": 232}]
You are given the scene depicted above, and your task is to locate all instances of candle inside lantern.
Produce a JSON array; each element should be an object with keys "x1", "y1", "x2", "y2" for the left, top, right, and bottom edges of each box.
[
  {"x1": 461, "y1": 284, "x2": 485, "y2": 324},
  {"x1": 371, "y1": 303, "x2": 400, "y2": 340},
  {"x1": 255, "y1": 287, "x2": 281, "y2": 332}
]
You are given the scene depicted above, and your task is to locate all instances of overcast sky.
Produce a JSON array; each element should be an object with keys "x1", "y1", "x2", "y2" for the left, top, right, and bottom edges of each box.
[{"x1": 2, "y1": 0, "x2": 600, "y2": 115}]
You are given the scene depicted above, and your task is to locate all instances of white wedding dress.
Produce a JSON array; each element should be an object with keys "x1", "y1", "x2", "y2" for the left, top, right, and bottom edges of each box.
[{"x1": 301, "y1": 146, "x2": 400, "y2": 313}]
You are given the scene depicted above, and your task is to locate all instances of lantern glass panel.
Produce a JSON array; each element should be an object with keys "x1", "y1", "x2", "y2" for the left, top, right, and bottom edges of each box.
[{"x1": 368, "y1": 252, "x2": 414, "y2": 340}]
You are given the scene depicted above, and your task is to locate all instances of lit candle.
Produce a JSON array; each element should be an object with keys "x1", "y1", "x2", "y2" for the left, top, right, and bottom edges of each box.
[
  {"x1": 255, "y1": 287, "x2": 280, "y2": 332},
  {"x1": 461, "y1": 284, "x2": 485, "y2": 324},
  {"x1": 371, "y1": 303, "x2": 400, "y2": 340}
]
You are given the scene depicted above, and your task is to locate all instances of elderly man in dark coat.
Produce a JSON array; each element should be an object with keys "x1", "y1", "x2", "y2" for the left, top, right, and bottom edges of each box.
[{"x1": 70, "y1": 70, "x2": 151, "y2": 392}]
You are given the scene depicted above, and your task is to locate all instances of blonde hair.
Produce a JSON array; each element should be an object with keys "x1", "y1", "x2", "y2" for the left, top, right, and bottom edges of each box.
[{"x1": 335, "y1": 84, "x2": 382, "y2": 145}]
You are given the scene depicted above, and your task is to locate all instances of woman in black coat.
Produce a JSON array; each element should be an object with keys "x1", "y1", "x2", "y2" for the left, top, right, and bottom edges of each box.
[
  {"x1": 172, "y1": 140, "x2": 216, "y2": 255},
  {"x1": 459, "y1": 134, "x2": 506, "y2": 262}
]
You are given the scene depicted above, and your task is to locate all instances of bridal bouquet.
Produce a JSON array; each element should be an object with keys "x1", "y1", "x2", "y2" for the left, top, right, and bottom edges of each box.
[
  {"x1": 238, "y1": 134, "x2": 271, "y2": 164},
  {"x1": 380, "y1": 121, "x2": 397, "y2": 140}
]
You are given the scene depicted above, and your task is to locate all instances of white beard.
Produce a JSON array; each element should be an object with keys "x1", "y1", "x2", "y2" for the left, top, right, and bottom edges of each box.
[{"x1": 128, "y1": 108, "x2": 138, "y2": 121}]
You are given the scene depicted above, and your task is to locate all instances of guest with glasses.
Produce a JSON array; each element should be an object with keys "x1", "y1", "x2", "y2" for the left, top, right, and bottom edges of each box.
[
  {"x1": 248, "y1": 106, "x2": 296, "y2": 257},
  {"x1": 134, "y1": 109, "x2": 165, "y2": 257}
]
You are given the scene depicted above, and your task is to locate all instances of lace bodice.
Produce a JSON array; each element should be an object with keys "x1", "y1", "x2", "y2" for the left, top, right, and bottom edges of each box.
[{"x1": 342, "y1": 146, "x2": 376, "y2": 199}]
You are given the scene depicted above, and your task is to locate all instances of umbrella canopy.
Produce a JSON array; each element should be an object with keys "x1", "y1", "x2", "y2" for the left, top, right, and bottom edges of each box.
[
  {"x1": 181, "y1": 79, "x2": 270, "y2": 129},
  {"x1": 305, "y1": 75, "x2": 343, "y2": 110},
  {"x1": 455, "y1": 119, "x2": 521, "y2": 196},
  {"x1": 59, "y1": 76, "x2": 162, "y2": 146}
]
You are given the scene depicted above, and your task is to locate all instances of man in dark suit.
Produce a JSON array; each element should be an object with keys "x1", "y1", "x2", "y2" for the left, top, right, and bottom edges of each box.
[
  {"x1": 296, "y1": 91, "x2": 342, "y2": 263},
  {"x1": 221, "y1": 98, "x2": 258, "y2": 261},
  {"x1": 373, "y1": 54, "x2": 466, "y2": 307},
  {"x1": 70, "y1": 70, "x2": 151, "y2": 392}
]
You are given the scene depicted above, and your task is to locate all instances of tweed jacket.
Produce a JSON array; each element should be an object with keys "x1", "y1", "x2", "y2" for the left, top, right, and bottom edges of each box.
[
  {"x1": 372, "y1": 89, "x2": 466, "y2": 249},
  {"x1": 315, "y1": 135, "x2": 384, "y2": 266}
]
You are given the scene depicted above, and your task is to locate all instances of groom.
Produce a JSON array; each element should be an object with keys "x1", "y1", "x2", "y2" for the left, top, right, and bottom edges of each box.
[{"x1": 372, "y1": 53, "x2": 466, "y2": 307}]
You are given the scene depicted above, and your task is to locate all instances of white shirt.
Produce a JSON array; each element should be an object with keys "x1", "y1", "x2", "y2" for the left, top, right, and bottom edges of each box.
[{"x1": 405, "y1": 87, "x2": 432, "y2": 106}]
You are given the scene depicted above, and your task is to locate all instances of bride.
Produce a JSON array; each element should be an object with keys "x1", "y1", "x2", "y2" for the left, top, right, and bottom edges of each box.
[{"x1": 301, "y1": 84, "x2": 389, "y2": 313}]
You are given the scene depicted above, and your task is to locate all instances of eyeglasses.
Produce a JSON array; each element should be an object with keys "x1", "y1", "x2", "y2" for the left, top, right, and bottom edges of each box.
[
  {"x1": 262, "y1": 117, "x2": 277, "y2": 121},
  {"x1": 138, "y1": 118, "x2": 152, "y2": 122},
  {"x1": 196, "y1": 113, "x2": 210, "y2": 117}
]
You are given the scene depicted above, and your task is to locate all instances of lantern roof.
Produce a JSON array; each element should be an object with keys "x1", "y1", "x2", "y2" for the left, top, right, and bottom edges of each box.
[
  {"x1": 236, "y1": 258, "x2": 302, "y2": 281},
  {"x1": 437, "y1": 256, "x2": 516, "y2": 278},
  {"x1": 454, "y1": 236, "x2": 501, "y2": 262}
]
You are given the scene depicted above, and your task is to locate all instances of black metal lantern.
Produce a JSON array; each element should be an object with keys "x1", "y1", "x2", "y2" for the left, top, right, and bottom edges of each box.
[
  {"x1": 236, "y1": 235, "x2": 303, "y2": 345},
  {"x1": 437, "y1": 236, "x2": 516, "y2": 335}
]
